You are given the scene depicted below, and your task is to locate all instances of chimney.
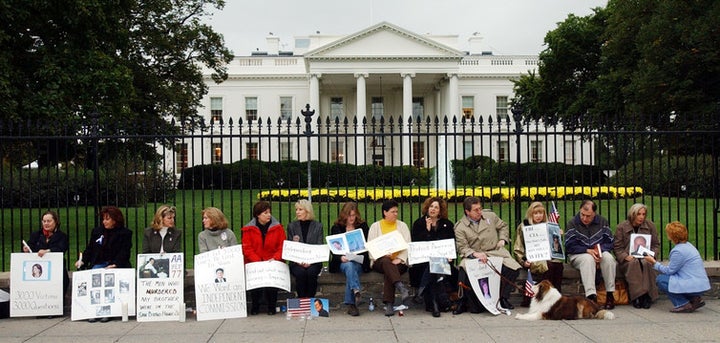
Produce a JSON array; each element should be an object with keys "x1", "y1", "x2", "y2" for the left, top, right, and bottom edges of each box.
[
  {"x1": 267, "y1": 35, "x2": 280, "y2": 55},
  {"x1": 468, "y1": 33, "x2": 483, "y2": 55}
]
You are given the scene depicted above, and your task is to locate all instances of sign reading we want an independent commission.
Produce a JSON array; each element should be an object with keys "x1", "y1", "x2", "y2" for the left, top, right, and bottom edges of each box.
[{"x1": 194, "y1": 245, "x2": 246, "y2": 321}]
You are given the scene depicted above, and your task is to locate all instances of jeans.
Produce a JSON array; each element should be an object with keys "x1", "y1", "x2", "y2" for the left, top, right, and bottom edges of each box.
[
  {"x1": 656, "y1": 274, "x2": 704, "y2": 307},
  {"x1": 340, "y1": 261, "x2": 363, "y2": 304}
]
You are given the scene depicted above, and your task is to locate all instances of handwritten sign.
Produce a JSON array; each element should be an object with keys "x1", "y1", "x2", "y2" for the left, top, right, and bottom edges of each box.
[
  {"x1": 365, "y1": 230, "x2": 409, "y2": 260},
  {"x1": 71, "y1": 268, "x2": 136, "y2": 321},
  {"x1": 10, "y1": 252, "x2": 64, "y2": 317},
  {"x1": 464, "y1": 256, "x2": 503, "y2": 315},
  {"x1": 282, "y1": 241, "x2": 329, "y2": 264},
  {"x1": 408, "y1": 239, "x2": 457, "y2": 265},
  {"x1": 522, "y1": 223, "x2": 552, "y2": 262},
  {"x1": 245, "y1": 260, "x2": 291, "y2": 292},
  {"x1": 136, "y1": 253, "x2": 184, "y2": 322},
  {"x1": 194, "y1": 245, "x2": 246, "y2": 321}
]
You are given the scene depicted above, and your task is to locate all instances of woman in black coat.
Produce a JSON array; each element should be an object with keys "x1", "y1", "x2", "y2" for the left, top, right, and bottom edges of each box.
[
  {"x1": 24, "y1": 210, "x2": 70, "y2": 294},
  {"x1": 75, "y1": 206, "x2": 133, "y2": 270}
]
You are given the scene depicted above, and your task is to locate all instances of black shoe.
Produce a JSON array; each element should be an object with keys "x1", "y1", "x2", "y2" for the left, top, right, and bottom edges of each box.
[
  {"x1": 633, "y1": 298, "x2": 643, "y2": 309},
  {"x1": 452, "y1": 305, "x2": 464, "y2": 315},
  {"x1": 267, "y1": 308, "x2": 277, "y2": 315},
  {"x1": 99, "y1": 317, "x2": 111, "y2": 323},
  {"x1": 586, "y1": 294, "x2": 598, "y2": 302},
  {"x1": 500, "y1": 298, "x2": 514, "y2": 310},
  {"x1": 87, "y1": 318, "x2": 97, "y2": 323},
  {"x1": 432, "y1": 300, "x2": 440, "y2": 318},
  {"x1": 250, "y1": 305, "x2": 260, "y2": 315}
]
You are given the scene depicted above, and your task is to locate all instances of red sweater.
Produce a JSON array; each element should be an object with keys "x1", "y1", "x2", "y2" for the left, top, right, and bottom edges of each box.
[{"x1": 241, "y1": 217, "x2": 285, "y2": 263}]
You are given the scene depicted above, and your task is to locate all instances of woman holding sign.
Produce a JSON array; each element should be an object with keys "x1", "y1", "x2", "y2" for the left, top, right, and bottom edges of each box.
[
  {"x1": 329, "y1": 202, "x2": 370, "y2": 316},
  {"x1": 198, "y1": 207, "x2": 237, "y2": 253},
  {"x1": 242, "y1": 201, "x2": 286, "y2": 315},
  {"x1": 410, "y1": 197, "x2": 456, "y2": 317},
  {"x1": 287, "y1": 199, "x2": 324, "y2": 298},
  {"x1": 513, "y1": 202, "x2": 564, "y2": 307},
  {"x1": 368, "y1": 199, "x2": 412, "y2": 317},
  {"x1": 614, "y1": 203, "x2": 659, "y2": 309},
  {"x1": 24, "y1": 210, "x2": 70, "y2": 294}
]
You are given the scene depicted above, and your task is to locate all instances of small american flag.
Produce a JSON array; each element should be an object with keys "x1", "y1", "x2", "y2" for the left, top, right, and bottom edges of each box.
[
  {"x1": 287, "y1": 298, "x2": 311, "y2": 318},
  {"x1": 548, "y1": 201, "x2": 560, "y2": 224},
  {"x1": 524, "y1": 269, "x2": 535, "y2": 297}
]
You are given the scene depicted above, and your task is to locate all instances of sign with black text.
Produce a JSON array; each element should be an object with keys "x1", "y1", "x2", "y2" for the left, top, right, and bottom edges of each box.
[
  {"x1": 194, "y1": 245, "x2": 246, "y2": 321},
  {"x1": 10, "y1": 252, "x2": 64, "y2": 317},
  {"x1": 136, "y1": 253, "x2": 184, "y2": 322}
]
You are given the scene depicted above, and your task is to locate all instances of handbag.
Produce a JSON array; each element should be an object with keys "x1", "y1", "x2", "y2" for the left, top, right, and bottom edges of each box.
[{"x1": 596, "y1": 279, "x2": 629, "y2": 305}]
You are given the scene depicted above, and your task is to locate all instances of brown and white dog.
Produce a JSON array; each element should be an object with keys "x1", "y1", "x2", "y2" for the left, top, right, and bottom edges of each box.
[{"x1": 515, "y1": 280, "x2": 615, "y2": 320}]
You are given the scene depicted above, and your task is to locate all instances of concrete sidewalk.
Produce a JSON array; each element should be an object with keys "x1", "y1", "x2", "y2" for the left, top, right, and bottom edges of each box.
[{"x1": 0, "y1": 297, "x2": 718, "y2": 343}]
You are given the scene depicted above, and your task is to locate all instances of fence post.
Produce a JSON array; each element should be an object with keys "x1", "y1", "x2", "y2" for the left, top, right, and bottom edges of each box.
[
  {"x1": 88, "y1": 111, "x2": 101, "y2": 227},
  {"x1": 301, "y1": 104, "x2": 315, "y2": 201},
  {"x1": 511, "y1": 104, "x2": 525, "y2": 227}
]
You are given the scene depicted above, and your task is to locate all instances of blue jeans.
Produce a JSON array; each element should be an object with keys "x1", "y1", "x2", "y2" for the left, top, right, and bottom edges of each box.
[
  {"x1": 340, "y1": 261, "x2": 362, "y2": 305},
  {"x1": 656, "y1": 274, "x2": 704, "y2": 307}
]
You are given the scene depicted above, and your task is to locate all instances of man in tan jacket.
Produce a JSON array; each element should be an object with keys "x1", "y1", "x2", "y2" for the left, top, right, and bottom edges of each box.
[{"x1": 454, "y1": 197, "x2": 521, "y2": 313}]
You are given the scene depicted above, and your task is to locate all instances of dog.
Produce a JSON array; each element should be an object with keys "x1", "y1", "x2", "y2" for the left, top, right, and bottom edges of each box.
[{"x1": 515, "y1": 280, "x2": 615, "y2": 320}]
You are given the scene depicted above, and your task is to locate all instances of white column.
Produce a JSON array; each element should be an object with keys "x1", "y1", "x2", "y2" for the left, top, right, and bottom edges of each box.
[
  {"x1": 402, "y1": 73, "x2": 415, "y2": 166},
  {"x1": 355, "y1": 73, "x2": 368, "y2": 165},
  {"x1": 447, "y1": 73, "x2": 459, "y2": 120},
  {"x1": 309, "y1": 74, "x2": 321, "y2": 162}
]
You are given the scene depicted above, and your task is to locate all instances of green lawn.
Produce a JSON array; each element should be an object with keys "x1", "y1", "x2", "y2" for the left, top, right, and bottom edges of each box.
[{"x1": 1, "y1": 190, "x2": 715, "y2": 271}]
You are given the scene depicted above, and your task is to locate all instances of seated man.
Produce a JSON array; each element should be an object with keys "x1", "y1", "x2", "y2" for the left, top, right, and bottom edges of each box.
[
  {"x1": 565, "y1": 199, "x2": 617, "y2": 309},
  {"x1": 454, "y1": 197, "x2": 520, "y2": 313}
]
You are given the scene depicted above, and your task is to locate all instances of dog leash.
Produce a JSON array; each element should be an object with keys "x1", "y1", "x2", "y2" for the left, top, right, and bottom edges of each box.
[{"x1": 486, "y1": 259, "x2": 527, "y2": 294}]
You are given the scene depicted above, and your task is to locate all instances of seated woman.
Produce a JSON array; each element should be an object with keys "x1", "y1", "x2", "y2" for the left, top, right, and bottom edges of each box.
[
  {"x1": 644, "y1": 221, "x2": 710, "y2": 313},
  {"x1": 368, "y1": 199, "x2": 412, "y2": 317},
  {"x1": 410, "y1": 197, "x2": 456, "y2": 317},
  {"x1": 613, "y1": 203, "x2": 659, "y2": 309},
  {"x1": 74, "y1": 206, "x2": 132, "y2": 323},
  {"x1": 329, "y1": 202, "x2": 370, "y2": 316},
  {"x1": 287, "y1": 199, "x2": 324, "y2": 298},
  {"x1": 198, "y1": 207, "x2": 236, "y2": 253},
  {"x1": 143, "y1": 205, "x2": 183, "y2": 254},
  {"x1": 24, "y1": 210, "x2": 70, "y2": 295},
  {"x1": 513, "y1": 202, "x2": 564, "y2": 307},
  {"x1": 242, "y1": 201, "x2": 286, "y2": 315}
]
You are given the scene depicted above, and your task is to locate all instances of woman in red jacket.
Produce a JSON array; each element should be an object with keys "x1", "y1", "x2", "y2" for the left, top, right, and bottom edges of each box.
[{"x1": 241, "y1": 200, "x2": 286, "y2": 315}]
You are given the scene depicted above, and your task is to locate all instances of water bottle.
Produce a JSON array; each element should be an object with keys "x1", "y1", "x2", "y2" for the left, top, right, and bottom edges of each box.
[{"x1": 368, "y1": 297, "x2": 375, "y2": 312}]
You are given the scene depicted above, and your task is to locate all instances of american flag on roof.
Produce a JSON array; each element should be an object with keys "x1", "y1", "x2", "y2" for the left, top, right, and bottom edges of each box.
[
  {"x1": 287, "y1": 298, "x2": 311, "y2": 318},
  {"x1": 524, "y1": 269, "x2": 535, "y2": 297},
  {"x1": 548, "y1": 201, "x2": 560, "y2": 224}
]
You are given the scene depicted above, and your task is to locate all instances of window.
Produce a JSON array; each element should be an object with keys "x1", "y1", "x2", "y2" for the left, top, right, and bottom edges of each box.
[
  {"x1": 175, "y1": 143, "x2": 188, "y2": 171},
  {"x1": 280, "y1": 96, "x2": 292, "y2": 121},
  {"x1": 330, "y1": 140, "x2": 344, "y2": 163},
  {"x1": 330, "y1": 97, "x2": 343, "y2": 121},
  {"x1": 531, "y1": 140, "x2": 543, "y2": 162},
  {"x1": 412, "y1": 141, "x2": 425, "y2": 167},
  {"x1": 245, "y1": 97, "x2": 258, "y2": 121},
  {"x1": 372, "y1": 154, "x2": 384, "y2": 166},
  {"x1": 246, "y1": 142, "x2": 258, "y2": 160},
  {"x1": 564, "y1": 140, "x2": 575, "y2": 164},
  {"x1": 463, "y1": 141, "x2": 473, "y2": 159},
  {"x1": 462, "y1": 96, "x2": 474, "y2": 120},
  {"x1": 280, "y1": 142, "x2": 292, "y2": 161},
  {"x1": 496, "y1": 96, "x2": 509, "y2": 121},
  {"x1": 371, "y1": 97, "x2": 384, "y2": 121},
  {"x1": 211, "y1": 143, "x2": 222, "y2": 164},
  {"x1": 210, "y1": 97, "x2": 223, "y2": 123},
  {"x1": 412, "y1": 97, "x2": 424, "y2": 122},
  {"x1": 498, "y1": 140, "x2": 509, "y2": 162}
]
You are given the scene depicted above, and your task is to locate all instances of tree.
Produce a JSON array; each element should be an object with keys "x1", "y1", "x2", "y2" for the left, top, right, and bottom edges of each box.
[{"x1": 0, "y1": 0, "x2": 233, "y2": 166}]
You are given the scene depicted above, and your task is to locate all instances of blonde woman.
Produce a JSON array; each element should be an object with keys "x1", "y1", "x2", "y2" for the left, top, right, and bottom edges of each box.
[
  {"x1": 287, "y1": 199, "x2": 324, "y2": 298},
  {"x1": 143, "y1": 205, "x2": 183, "y2": 253}
]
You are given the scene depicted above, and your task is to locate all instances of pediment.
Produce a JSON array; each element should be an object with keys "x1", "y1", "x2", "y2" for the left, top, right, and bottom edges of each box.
[{"x1": 304, "y1": 22, "x2": 464, "y2": 59}]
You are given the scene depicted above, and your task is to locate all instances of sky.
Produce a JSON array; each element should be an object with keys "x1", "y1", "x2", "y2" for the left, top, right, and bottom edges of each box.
[{"x1": 205, "y1": 0, "x2": 608, "y2": 56}]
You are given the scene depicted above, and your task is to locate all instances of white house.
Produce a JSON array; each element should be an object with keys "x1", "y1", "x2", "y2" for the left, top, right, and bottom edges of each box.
[{"x1": 171, "y1": 22, "x2": 591, "y2": 186}]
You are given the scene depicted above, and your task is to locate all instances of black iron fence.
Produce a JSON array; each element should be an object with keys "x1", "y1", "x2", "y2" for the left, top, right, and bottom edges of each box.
[{"x1": 1, "y1": 113, "x2": 718, "y2": 270}]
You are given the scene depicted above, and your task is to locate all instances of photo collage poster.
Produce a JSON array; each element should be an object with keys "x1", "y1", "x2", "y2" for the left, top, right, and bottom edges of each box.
[{"x1": 71, "y1": 268, "x2": 136, "y2": 321}]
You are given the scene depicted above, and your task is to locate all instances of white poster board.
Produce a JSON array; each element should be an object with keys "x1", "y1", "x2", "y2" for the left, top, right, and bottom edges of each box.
[
  {"x1": 136, "y1": 253, "x2": 184, "y2": 322},
  {"x1": 522, "y1": 222, "x2": 565, "y2": 262},
  {"x1": 10, "y1": 252, "x2": 64, "y2": 317},
  {"x1": 365, "y1": 230, "x2": 409, "y2": 260},
  {"x1": 193, "y1": 245, "x2": 246, "y2": 321},
  {"x1": 630, "y1": 233, "x2": 652, "y2": 258},
  {"x1": 71, "y1": 268, "x2": 136, "y2": 321},
  {"x1": 326, "y1": 229, "x2": 367, "y2": 255},
  {"x1": 245, "y1": 260, "x2": 291, "y2": 292},
  {"x1": 407, "y1": 238, "x2": 457, "y2": 265},
  {"x1": 464, "y1": 256, "x2": 503, "y2": 315},
  {"x1": 282, "y1": 241, "x2": 330, "y2": 264}
]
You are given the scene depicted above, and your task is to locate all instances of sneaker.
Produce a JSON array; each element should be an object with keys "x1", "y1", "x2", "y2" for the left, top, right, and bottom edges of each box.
[
  {"x1": 347, "y1": 304, "x2": 360, "y2": 316},
  {"x1": 384, "y1": 303, "x2": 395, "y2": 317}
]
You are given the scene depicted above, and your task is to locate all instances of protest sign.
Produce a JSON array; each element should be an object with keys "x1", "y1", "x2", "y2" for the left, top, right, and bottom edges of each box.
[
  {"x1": 245, "y1": 260, "x2": 291, "y2": 292},
  {"x1": 71, "y1": 268, "x2": 136, "y2": 321},
  {"x1": 464, "y1": 256, "x2": 503, "y2": 315},
  {"x1": 365, "y1": 230, "x2": 409, "y2": 260},
  {"x1": 194, "y1": 245, "x2": 246, "y2": 321},
  {"x1": 407, "y1": 238, "x2": 456, "y2": 265},
  {"x1": 136, "y1": 253, "x2": 184, "y2": 322},
  {"x1": 10, "y1": 252, "x2": 64, "y2": 317},
  {"x1": 282, "y1": 241, "x2": 329, "y2": 264}
]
